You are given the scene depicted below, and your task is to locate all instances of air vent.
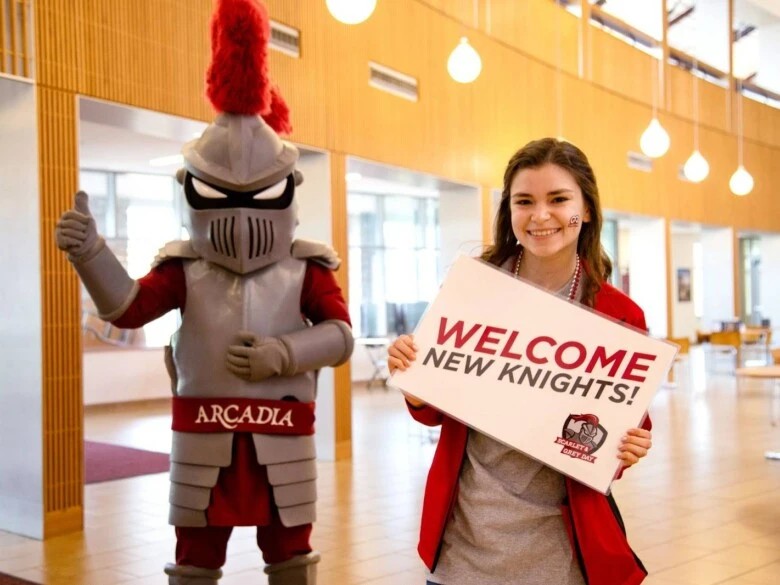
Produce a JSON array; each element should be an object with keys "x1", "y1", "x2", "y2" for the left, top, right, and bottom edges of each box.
[
  {"x1": 270, "y1": 21, "x2": 300, "y2": 58},
  {"x1": 627, "y1": 151, "x2": 653, "y2": 173},
  {"x1": 368, "y1": 62, "x2": 419, "y2": 102}
]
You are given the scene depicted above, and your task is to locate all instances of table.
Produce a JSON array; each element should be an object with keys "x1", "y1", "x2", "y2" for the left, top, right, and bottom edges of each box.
[
  {"x1": 736, "y1": 366, "x2": 780, "y2": 460},
  {"x1": 355, "y1": 337, "x2": 390, "y2": 389}
]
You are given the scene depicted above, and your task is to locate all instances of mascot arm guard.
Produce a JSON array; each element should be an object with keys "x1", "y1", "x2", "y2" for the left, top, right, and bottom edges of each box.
[
  {"x1": 71, "y1": 241, "x2": 139, "y2": 322},
  {"x1": 281, "y1": 319, "x2": 354, "y2": 374}
]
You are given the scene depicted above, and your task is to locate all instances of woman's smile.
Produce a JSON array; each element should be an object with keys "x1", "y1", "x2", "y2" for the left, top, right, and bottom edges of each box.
[{"x1": 527, "y1": 227, "x2": 562, "y2": 238}]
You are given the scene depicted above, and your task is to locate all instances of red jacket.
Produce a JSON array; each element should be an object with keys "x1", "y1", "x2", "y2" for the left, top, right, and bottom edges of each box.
[{"x1": 407, "y1": 282, "x2": 651, "y2": 585}]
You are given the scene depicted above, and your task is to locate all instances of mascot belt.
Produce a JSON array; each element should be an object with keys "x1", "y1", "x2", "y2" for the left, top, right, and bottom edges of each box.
[{"x1": 172, "y1": 396, "x2": 315, "y2": 435}]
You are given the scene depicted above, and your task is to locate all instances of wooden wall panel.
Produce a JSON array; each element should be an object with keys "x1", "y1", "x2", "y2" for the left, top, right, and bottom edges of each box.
[
  {"x1": 323, "y1": 0, "x2": 442, "y2": 177},
  {"x1": 1, "y1": 0, "x2": 33, "y2": 78},
  {"x1": 36, "y1": 86, "x2": 83, "y2": 536},
  {"x1": 329, "y1": 153, "x2": 352, "y2": 460},
  {"x1": 667, "y1": 66, "x2": 730, "y2": 134},
  {"x1": 37, "y1": 0, "x2": 213, "y2": 120},
  {"x1": 473, "y1": 39, "x2": 534, "y2": 187},
  {"x1": 481, "y1": 184, "x2": 494, "y2": 244},
  {"x1": 423, "y1": 0, "x2": 477, "y2": 30},
  {"x1": 590, "y1": 26, "x2": 655, "y2": 110},
  {"x1": 260, "y1": 0, "x2": 329, "y2": 148},
  {"x1": 465, "y1": 0, "x2": 581, "y2": 79}
]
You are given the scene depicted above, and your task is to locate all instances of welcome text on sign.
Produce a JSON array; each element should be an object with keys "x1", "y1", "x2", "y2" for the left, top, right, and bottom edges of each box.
[{"x1": 437, "y1": 317, "x2": 656, "y2": 383}]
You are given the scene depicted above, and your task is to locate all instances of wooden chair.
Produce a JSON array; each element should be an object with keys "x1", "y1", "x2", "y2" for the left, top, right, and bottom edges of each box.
[
  {"x1": 708, "y1": 330, "x2": 742, "y2": 372},
  {"x1": 666, "y1": 337, "x2": 691, "y2": 385}
]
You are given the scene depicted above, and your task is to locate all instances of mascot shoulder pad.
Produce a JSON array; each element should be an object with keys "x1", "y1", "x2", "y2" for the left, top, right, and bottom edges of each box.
[
  {"x1": 291, "y1": 239, "x2": 341, "y2": 270},
  {"x1": 152, "y1": 240, "x2": 200, "y2": 269}
]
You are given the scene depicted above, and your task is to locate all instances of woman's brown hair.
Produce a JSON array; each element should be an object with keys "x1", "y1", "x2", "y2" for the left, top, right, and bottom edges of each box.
[{"x1": 481, "y1": 137, "x2": 612, "y2": 307}]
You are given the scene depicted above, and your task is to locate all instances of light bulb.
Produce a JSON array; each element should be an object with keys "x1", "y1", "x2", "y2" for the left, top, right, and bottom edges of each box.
[
  {"x1": 326, "y1": 0, "x2": 376, "y2": 25},
  {"x1": 729, "y1": 165, "x2": 754, "y2": 196},
  {"x1": 683, "y1": 150, "x2": 709, "y2": 183},
  {"x1": 639, "y1": 118, "x2": 670, "y2": 158},
  {"x1": 447, "y1": 37, "x2": 482, "y2": 84}
]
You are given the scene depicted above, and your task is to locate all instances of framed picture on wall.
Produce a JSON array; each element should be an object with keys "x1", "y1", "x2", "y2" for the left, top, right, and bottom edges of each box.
[{"x1": 677, "y1": 268, "x2": 692, "y2": 302}]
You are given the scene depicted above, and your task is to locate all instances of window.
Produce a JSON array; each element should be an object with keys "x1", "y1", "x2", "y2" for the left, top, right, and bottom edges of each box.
[
  {"x1": 348, "y1": 192, "x2": 440, "y2": 338},
  {"x1": 739, "y1": 237, "x2": 762, "y2": 326},
  {"x1": 78, "y1": 170, "x2": 185, "y2": 350}
]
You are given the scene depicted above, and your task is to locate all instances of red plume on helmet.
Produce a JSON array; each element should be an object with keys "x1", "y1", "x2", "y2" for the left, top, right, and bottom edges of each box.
[
  {"x1": 570, "y1": 414, "x2": 600, "y2": 426},
  {"x1": 205, "y1": 0, "x2": 292, "y2": 135}
]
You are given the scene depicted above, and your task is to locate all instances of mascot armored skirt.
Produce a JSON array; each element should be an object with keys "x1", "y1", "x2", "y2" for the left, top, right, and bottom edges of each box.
[{"x1": 53, "y1": 1, "x2": 353, "y2": 583}]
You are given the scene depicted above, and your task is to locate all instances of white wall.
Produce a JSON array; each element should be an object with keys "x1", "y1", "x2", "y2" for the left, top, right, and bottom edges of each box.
[
  {"x1": 439, "y1": 185, "x2": 484, "y2": 276},
  {"x1": 626, "y1": 218, "x2": 668, "y2": 338},
  {"x1": 84, "y1": 349, "x2": 170, "y2": 404},
  {"x1": 701, "y1": 227, "x2": 735, "y2": 331},
  {"x1": 759, "y1": 234, "x2": 780, "y2": 335},
  {"x1": 670, "y1": 232, "x2": 699, "y2": 340},
  {"x1": 0, "y1": 78, "x2": 43, "y2": 539}
]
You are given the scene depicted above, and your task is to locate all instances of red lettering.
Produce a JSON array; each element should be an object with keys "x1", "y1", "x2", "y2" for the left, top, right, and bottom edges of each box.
[
  {"x1": 437, "y1": 317, "x2": 482, "y2": 348},
  {"x1": 585, "y1": 347, "x2": 627, "y2": 377},
  {"x1": 527, "y1": 336, "x2": 556, "y2": 364},
  {"x1": 622, "y1": 352, "x2": 657, "y2": 382},
  {"x1": 500, "y1": 331, "x2": 523, "y2": 360},
  {"x1": 474, "y1": 326, "x2": 507, "y2": 355},
  {"x1": 554, "y1": 341, "x2": 587, "y2": 369}
]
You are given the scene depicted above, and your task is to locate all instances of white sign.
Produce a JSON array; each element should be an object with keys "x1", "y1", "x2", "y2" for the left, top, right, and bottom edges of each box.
[{"x1": 389, "y1": 255, "x2": 677, "y2": 494}]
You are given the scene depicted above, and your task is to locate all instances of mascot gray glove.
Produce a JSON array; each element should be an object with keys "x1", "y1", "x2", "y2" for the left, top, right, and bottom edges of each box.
[
  {"x1": 226, "y1": 331, "x2": 292, "y2": 381},
  {"x1": 54, "y1": 190, "x2": 104, "y2": 263}
]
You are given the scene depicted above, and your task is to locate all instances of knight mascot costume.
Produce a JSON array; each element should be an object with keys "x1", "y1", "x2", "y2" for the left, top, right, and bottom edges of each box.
[{"x1": 54, "y1": 0, "x2": 353, "y2": 582}]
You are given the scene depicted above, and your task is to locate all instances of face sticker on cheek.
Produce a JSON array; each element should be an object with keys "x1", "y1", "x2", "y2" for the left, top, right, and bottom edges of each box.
[{"x1": 568, "y1": 215, "x2": 580, "y2": 227}]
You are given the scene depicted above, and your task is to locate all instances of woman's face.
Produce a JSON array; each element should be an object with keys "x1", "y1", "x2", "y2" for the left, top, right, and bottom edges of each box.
[{"x1": 509, "y1": 163, "x2": 590, "y2": 259}]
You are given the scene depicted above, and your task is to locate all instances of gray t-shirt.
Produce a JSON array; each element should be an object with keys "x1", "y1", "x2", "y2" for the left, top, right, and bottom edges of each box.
[{"x1": 428, "y1": 259, "x2": 587, "y2": 585}]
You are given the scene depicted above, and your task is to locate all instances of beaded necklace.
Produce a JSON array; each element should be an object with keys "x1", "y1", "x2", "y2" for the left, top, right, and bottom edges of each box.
[{"x1": 513, "y1": 249, "x2": 582, "y2": 301}]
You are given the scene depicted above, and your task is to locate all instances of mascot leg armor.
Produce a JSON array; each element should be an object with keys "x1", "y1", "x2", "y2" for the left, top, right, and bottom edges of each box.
[
  {"x1": 164, "y1": 564, "x2": 223, "y2": 585},
  {"x1": 265, "y1": 552, "x2": 321, "y2": 585}
]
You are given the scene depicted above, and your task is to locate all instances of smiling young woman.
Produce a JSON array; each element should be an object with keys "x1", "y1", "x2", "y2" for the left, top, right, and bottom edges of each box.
[{"x1": 388, "y1": 138, "x2": 655, "y2": 585}]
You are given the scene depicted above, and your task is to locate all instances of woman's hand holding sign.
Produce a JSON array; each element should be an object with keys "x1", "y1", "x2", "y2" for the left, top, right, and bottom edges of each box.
[
  {"x1": 388, "y1": 334, "x2": 426, "y2": 408},
  {"x1": 388, "y1": 334, "x2": 417, "y2": 372},
  {"x1": 617, "y1": 428, "x2": 652, "y2": 469}
]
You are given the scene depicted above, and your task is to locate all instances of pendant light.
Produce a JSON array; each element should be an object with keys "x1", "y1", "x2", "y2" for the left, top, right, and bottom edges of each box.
[
  {"x1": 448, "y1": 0, "x2": 482, "y2": 84},
  {"x1": 640, "y1": 48, "x2": 670, "y2": 158},
  {"x1": 683, "y1": 2, "x2": 709, "y2": 182},
  {"x1": 326, "y1": 0, "x2": 376, "y2": 25},
  {"x1": 730, "y1": 80, "x2": 754, "y2": 196}
]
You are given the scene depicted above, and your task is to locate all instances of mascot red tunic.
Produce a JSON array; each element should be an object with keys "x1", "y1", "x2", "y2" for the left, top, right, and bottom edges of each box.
[{"x1": 54, "y1": 1, "x2": 353, "y2": 583}]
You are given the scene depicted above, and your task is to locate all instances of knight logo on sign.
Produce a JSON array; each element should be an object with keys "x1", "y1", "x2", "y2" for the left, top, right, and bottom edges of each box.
[{"x1": 555, "y1": 414, "x2": 607, "y2": 463}]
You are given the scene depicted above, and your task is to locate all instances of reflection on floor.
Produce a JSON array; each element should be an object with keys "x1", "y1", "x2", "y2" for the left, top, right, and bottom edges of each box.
[{"x1": 2, "y1": 346, "x2": 780, "y2": 584}]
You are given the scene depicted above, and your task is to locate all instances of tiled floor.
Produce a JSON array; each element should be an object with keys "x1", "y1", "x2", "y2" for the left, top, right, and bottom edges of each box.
[{"x1": 2, "y1": 347, "x2": 780, "y2": 584}]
